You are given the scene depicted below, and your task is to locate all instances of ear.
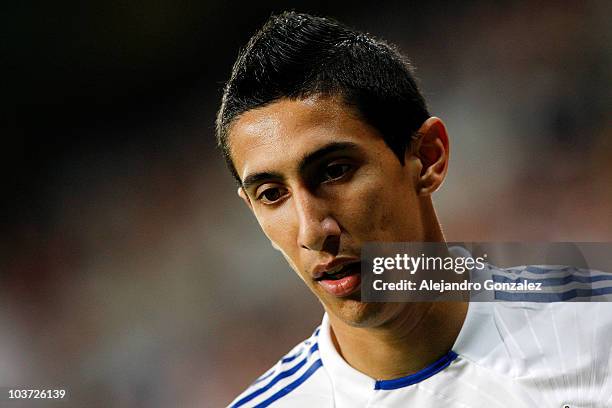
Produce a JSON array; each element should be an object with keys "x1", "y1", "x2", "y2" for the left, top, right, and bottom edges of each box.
[
  {"x1": 411, "y1": 117, "x2": 450, "y2": 196},
  {"x1": 237, "y1": 187, "x2": 254, "y2": 212}
]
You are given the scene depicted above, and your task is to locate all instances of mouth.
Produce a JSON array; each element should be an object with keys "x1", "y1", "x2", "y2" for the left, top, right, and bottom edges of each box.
[
  {"x1": 314, "y1": 262, "x2": 361, "y2": 297},
  {"x1": 314, "y1": 262, "x2": 359, "y2": 280}
]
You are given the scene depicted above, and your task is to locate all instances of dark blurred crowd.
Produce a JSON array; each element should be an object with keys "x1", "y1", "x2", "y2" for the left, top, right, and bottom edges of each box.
[{"x1": 2, "y1": 1, "x2": 610, "y2": 406}]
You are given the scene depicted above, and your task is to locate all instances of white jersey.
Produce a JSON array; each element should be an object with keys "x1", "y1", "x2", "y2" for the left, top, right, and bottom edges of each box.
[{"x1": 228, "y1": 282, "x2": 612, "y2": 407}]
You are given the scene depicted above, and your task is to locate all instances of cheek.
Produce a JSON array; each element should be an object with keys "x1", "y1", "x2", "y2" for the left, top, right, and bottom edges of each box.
[
  {"x1": 262, "y1": 228, "x2": 317, "y2": 291},
  {"x1": 333, "y1": 179, "x2": 390, "y2": 237},
  {"x1": 336, "y1": 171, "x2": 419, "y2": 240},
  {"x1": 257, "y1": 209, "x2": 301, "y2": 264},
  {"x1": 260, "y1": 216, "x2": 291, "y2": 250}
]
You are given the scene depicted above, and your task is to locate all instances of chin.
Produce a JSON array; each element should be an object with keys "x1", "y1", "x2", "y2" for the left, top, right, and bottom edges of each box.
[{"x1": 329, "y1": 299, "x2": 402, "y2": 328}]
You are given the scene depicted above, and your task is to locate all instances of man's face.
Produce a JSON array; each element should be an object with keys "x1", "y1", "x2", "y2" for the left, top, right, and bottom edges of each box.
[{"x1": 228, "y1": 95, "x2": 433, "y2": 327}]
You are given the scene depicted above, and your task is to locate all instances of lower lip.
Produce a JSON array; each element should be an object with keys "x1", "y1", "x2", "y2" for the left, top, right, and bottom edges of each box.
[{"x1": 317, "y1": 267, "x2": 361, "y2": 297}]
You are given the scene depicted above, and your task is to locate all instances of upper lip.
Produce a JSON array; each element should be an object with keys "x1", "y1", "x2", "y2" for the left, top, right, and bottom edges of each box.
[{"x1": 312, "y1": 257, "x2": 360, "y2": 280}]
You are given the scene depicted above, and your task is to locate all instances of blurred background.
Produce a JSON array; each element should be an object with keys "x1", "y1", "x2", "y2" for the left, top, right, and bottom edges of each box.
[{"x1": 1, "y1": 0, "x2": 611, "y2": 406}]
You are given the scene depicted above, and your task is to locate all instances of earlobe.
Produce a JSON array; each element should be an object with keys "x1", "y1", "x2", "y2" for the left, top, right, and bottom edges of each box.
[
  {"x1": 413, "y1": 117, "x2": 450, "y2": 196},
  {"x1": 237, "y1": 187, "x2": 254, "y2": 211}
]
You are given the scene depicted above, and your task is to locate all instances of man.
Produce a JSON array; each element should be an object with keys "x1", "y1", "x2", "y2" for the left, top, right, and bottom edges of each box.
[{"x1": 217, "y1": 12, "x2": 612, "y2": 407}]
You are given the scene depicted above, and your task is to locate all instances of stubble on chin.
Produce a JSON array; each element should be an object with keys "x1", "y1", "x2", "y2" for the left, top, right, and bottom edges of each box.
[{"x1": 324, "y1": 298, "x2": 396, "y2": 328}]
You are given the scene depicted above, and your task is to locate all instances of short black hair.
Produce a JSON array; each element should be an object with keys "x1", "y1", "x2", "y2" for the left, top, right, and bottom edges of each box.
[{"x1": 216, "y1": 11, "x2": 430, "y2": 184}]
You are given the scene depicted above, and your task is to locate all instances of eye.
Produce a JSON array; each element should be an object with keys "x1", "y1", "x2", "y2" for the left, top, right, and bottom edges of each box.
[
  {"x1": 256, "y1": 186, "x2": 288, "y2": 204},
  {"x1": 322, "y1": 162, "x2": 352, "y2": 182}
]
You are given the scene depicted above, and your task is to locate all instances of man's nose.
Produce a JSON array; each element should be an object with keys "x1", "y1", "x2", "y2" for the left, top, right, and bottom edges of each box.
[{"x1": 293, "y1": 187, "x2": 341, "y2": 252}]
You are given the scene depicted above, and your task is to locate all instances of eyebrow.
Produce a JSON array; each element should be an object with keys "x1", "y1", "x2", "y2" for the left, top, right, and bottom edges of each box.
[
  {"x1": 297, "y1": 142, "x2": 360, "y2": 174},
  {"x1": 241, "y1": 141, "x2": 360, "y2": 192},
  {"x1": 242, "y1": 171, "x2": 284, "y2": 192}
]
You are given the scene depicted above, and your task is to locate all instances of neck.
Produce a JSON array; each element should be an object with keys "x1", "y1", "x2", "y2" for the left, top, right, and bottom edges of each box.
[
  {"x1": 421, "y1": 197, "x2": 445, "y2": 243},
  {"x1": 327, "y1": 204, "x2": 465, "y2": 380},
  {"x1": 327, "y1": 301, "x2": 467, "y2": 380}
]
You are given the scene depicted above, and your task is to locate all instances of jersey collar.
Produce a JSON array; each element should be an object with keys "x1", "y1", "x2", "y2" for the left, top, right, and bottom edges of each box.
[{"x1": 318, "y1": 311, "x2": 465, "y2": 400}]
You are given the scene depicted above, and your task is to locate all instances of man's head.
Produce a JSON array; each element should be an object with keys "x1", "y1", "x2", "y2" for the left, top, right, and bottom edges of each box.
[
  {"x1": 216, "y1": 11, "x2": 431, "y2": 183},
  {"x1": 216, "y1": 12, "x2": 450, "y2": 327}
]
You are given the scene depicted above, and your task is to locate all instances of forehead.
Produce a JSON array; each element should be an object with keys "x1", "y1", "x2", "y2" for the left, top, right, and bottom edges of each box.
[{"x1": 228, "y1": 96, "x2": 383, "y2": 182}]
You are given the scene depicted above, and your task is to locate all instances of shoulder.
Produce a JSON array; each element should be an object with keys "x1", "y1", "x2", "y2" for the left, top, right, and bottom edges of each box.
[
  {"x1": 489, "y1": 263, "x2": 612, "y2": 301},
  {"x1": 456, "y1": 287, "x2": 612, "y2": 382},
  {"x1": 227, "y1": 326, "x2": 331, "y2": 408}
]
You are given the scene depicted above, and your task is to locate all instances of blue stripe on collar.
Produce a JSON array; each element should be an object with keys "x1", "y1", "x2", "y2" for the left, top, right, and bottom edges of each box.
[{"x1": 374, "y1": 350, "x2": 458, "y2": 390}]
